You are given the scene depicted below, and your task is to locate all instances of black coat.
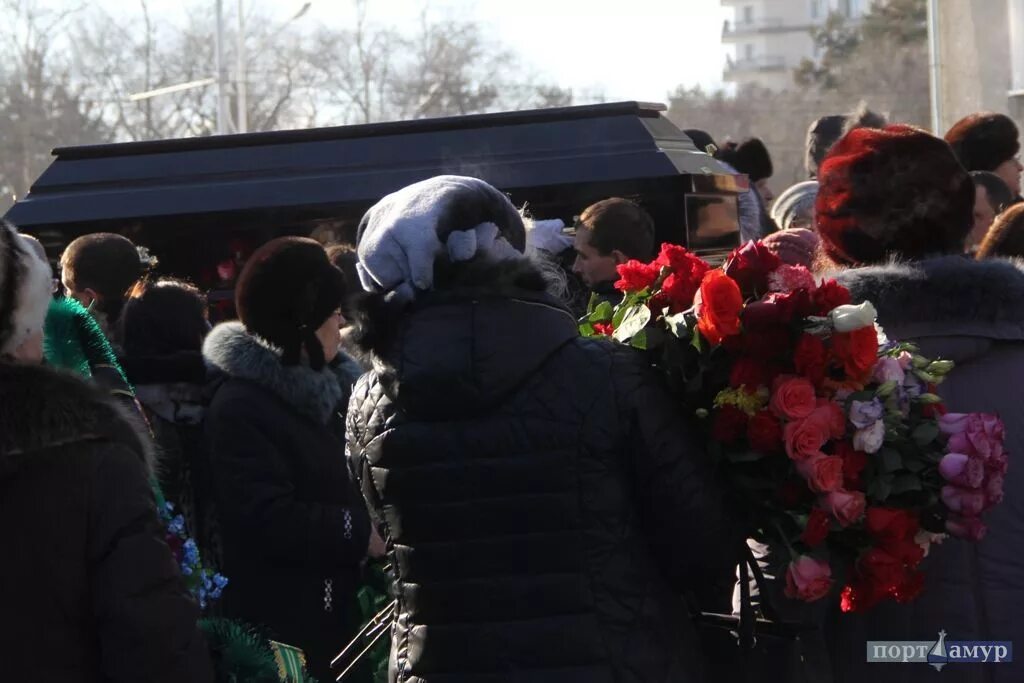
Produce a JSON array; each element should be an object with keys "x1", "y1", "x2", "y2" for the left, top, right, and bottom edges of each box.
[
  {"x1": 0, "y1": 361, "x2": 213, "y2": 683},
  {"x1": 203, "y1": 322, "x2": 370, "y2": 681},
  {"x1": 346, "y1": 263, "x2": 739, "y2": 683}
]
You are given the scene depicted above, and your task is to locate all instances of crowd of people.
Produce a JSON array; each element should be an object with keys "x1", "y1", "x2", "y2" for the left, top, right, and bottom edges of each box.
[{"x1": 2, "y1": 105, "x2": 1024, "y2": 683}]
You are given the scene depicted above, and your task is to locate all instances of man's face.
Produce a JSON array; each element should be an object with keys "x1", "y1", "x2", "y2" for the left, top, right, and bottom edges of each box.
[{"x1": 572, "y1": 229, "x2": 622, "y2": 289}]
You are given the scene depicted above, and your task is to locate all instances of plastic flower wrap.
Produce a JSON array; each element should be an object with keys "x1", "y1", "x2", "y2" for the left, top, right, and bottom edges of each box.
[
  {"x1": 160, "y1": 502, "x2": 228, "y2": 609},
  {"x1": 581, "y1": 239, "x2": 1007, "y2": 614}
]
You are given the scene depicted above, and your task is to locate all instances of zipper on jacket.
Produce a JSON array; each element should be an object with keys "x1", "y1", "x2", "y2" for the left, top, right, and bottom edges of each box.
[{"x1": 324, "y1": 578, "x2": 334, "y2": 612}]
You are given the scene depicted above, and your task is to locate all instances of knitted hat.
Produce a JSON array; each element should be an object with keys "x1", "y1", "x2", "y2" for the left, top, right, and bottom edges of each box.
[
  {"x1": 234, "y1": 237, "x2": 345, "y2": 369},
  {"x1": 944, "y1": 112, "x2": 1020, "y2": 172},
  {"x1": 770, "y1": 181, "x2": 820, "y2": 231},
  {"x1": 0, "y1": 221, "x2": 53, "y2": 357},
  {"x1": 356, "y1": 175, "x2": 526, "y2": 302},
  {"x1": 816, "y1": 125, "x2": 974, "y2": 266},
  {"x1": 717, "y1": 138, "x2": 774, "y2": 182}
]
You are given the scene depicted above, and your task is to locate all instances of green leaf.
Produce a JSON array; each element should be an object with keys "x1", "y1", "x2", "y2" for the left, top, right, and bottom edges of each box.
[
  {"x1": 613, "y1": 304, "x2": 651, "y2": 342},
  {"x1": 579, "y1": 321, "x2": 596, "y2": 337},
  {"x1": 872, "y1": 473, "x2": 894, "y2": 502},
  {"x1": 912, "y1": 422, "x2": 940, "y2": 447},
  {"x1": 630, "y1": 329, "x2": 648, "y2": 350},
  {"x1": 880, "y1": 448, "x2": 902, "y2": 473},
  {"x1": 691, "y1": 327, "x2": 704, "y2": 352},
  {"x1": 890, "y1": 474, "x2": 923, "y2": 495},
  {"x1": 587, "y1": 300, "x2": 614, "y2": 323},
  {"x1": 903, "y1": 457, "x2": 926, "y2": 473}
]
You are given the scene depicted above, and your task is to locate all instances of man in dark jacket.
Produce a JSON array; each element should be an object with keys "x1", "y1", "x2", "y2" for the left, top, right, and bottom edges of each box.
[
  {"x1": 347, "y1": 175, "x2": 740, "y2": 683},
  {"x1": 203, "y1": 237, "x2": 379, "y2": 681},
  {"x1": 0, "y1": 221, "x2": 212, "y2": 682}
]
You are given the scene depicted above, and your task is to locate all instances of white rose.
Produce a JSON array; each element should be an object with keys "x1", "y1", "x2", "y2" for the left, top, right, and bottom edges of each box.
[
  {"x1": 829, "y1": 302, "x2": 877, "y2": 333},
  {"x1": 852, "y1": 419, "x2": 885, "y2": 454}
]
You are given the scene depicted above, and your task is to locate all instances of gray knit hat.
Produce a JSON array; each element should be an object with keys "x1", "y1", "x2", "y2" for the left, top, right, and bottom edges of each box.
[{"x1": 770, "y1": 181, "x2": 820, "y2": 232}]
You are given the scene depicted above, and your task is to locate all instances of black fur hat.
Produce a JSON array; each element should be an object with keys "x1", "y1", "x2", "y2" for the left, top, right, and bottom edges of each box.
[
  {"x1": 234, "y1": 237, "x2": 345, "y2": 369},
  {"x1": 717, "y1": 137, "x2": 774, "y2": 182}
]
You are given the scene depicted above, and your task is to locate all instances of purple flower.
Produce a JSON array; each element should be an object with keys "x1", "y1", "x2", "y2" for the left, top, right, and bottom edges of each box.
[
  {"x1": 941, "y1": 485, "x2": 986, "y2": 516},
  {"x1": 849, "y1": 398, "x2": 883, "y2": 429},
  {"x1": 938, "y1": 453, "x2": 985, "y2": 488},
  {"x1": 946, "y1": 515, "x2": 987, "y2": 542}
]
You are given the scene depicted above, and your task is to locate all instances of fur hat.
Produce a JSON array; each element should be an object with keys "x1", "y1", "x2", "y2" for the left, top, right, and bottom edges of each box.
[
  {"x1": 684, "y1": 129, "x2": 718, "y2": 156},
  {"x1": 234, "y1": 237, "x2": 345, "y2": 370},
  {"x1": 816, "y1": 125, "x2": 974, "y2": 266},
  {"x1": 944, "y1": 112, "x2": 1020, "y2": 172},
  {"x1": 0, "y1": 221, "x2": 53, "y2": 358},
  {"x1": 717, "y1": 137, "x2": 773, "y2": 182},
  {"x1": 356, "y1": 175, "x2": 526, "y2": 303},
  {"x1": 805, "y1": 105, "x2": 888, "y2": 179}
]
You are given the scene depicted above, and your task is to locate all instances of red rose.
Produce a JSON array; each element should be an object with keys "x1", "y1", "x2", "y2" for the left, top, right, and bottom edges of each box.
[
  {"x1": 724, "y1": 239, "x2": 782, "y2": 296},
  {"x1": 748, "y1": 410, "x2": 783, "y2": 453},
  {"x1": 765, "y1": 289, "x2": 815, "y2": 322},
  {"x1": 834, "y1": 441, "x2": 868, "y2": 490},
  {"x1": 820, "y1": 489, "x2": 866, "y2": 526},
  {"x1": 784, "y1": 415, "x2": 830, "y2": 461},
  {"x1": 883, "y1": 538, "x2": 926, "y2": 568},
  {"x1": 812, "y1": 279, "x2": 852, "y2": 315},
  {"x1": 858, "y1": 547, "x2": 905, "y2": 594},
  {"x1": 661, "y1": 272, "x2": 700, "y2": 313},
  {"x1": 730, "y1": 356, "x2": 769, "y2": 389},
  {"x1": 865, "y1": 507, "x2": 919, "y2": 544},
  {"x1": 797, "y1": 453, "x2": 845, "y2": 493},
  {"x1": 697, "y1": 270, "x2": 744, "y2": 346},
  {"x1": 800, "y1": 508, "x2": 831, "y2": 547},
  {"x1": 741, "y1": 301, "x2": 787, "y2": 331},
  {"x1": 614, "y1": 259, "x2": 660, "y2": 293},
  {"x1": 840, "y1": 579, "x2": 883, "y2": 613},
  {"x1": 770, "y1": 376, "x2": 817, "y2": 420},
  {"x1": 592, "y1": 322, "x2": 614, "y2": 336},
  {"x1": 743, "y1": 325, "x2": 792, "y2": 362},
  {"x1": 713, "y1": 405, "x2": 749, "y2": 444},
  {"x1": 656, "y1": 243, "x2": 710, "y2": 279},
  {"x1": 831, "y1": 326, "x2": 879, "y2": 384},
  {"x1": 794, "y1": 334, "x2": 827, "y2": 386}
]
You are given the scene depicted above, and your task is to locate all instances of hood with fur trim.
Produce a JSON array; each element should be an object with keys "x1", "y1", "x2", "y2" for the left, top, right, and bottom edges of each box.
[
  {"x1": 833, "y1": 255, "x2": 1024, "y2": 362},
  {"x1": 203, "y1": 322, "x2": 362, "y2": 424},
  {"x1": 0, "y1": 361, "x2": 154, "y2": 475}
]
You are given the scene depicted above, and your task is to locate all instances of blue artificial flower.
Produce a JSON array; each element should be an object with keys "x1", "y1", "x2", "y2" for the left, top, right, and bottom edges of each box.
[
  {"x1": 183, "y1": 539, "x2": 200, "y2": 566},
  {"x1": 168, "y1": 515, "x2": 186, "y2": 536}
]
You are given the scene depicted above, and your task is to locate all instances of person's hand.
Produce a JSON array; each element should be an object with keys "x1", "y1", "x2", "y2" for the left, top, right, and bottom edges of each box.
[
  {"x1": 367, "y1": 527, "x2": 387, "y2": 559},
  {"x1": 760, "y1": 228, "x2": 819, "y2": 267}
]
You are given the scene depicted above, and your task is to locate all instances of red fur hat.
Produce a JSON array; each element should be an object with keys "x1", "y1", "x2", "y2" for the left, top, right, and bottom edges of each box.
[{"x1": 816, "y1": 125, "x2": 974, "y2": 266}]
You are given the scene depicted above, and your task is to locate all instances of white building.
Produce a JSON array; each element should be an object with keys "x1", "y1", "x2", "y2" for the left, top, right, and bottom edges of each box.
[{"x1": 721, "y1": 0, "x2": 867, "y2": 91}]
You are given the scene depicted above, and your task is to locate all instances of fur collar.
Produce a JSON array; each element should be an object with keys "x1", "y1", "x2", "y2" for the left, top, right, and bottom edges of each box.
[
  {"x1": 203, "y1": 322, "x2": 360, "y2": 424},
  {"x1": 832, "y1": 255, "x2": 1024, "y2": 342},
  {"x1": 0, "y1": 361, "x2": 154, "y2": 475}
]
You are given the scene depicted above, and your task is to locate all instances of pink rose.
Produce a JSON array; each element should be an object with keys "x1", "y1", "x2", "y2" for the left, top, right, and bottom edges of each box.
[
  {"x1": 872, "y1": 357, "x2": 905, "y2": 385},
  {"x1": 985, "y1": 473, "x2": 1005, "y2": 507},
  {"x1": 797, "y1": 453, "x2": 845, "y2": 493},
  {"x1": 941, "y1": 485, "x2": 986, "y2": 516},
  {"x1": 771, "y1": 376, "x2": 817, "y2": 420},
  {"x1": 784, "y1": 416, "x2": 830, "y2": 461},
  {"x1": 814, "y1": 399, "x2": 847, "y2": 439},
  {"x1": 939, "y1": 413, "x2": 970, "y2": 436},
  {"x1": 783, "y1": 555, "x2": 833, "y2": 602},
  {"x1": 988, "y1": 450, "x2": 1009, "y2": 476},
  {"x1": 820, "y1": 489, "x2": 866, "y2": 527},
  {"x1": 938, "y1": 453, "x2": 985, "y2": 489},
  {"x1": 946, "y1": 515, "x2": 987, "y2": 542},
  {"x1": 768, "y1": 264, "x2": 817, "y2": 294}
]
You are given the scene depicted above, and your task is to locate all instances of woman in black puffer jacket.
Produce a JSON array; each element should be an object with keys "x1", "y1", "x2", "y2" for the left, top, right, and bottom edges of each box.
[{"x1": 346, "y1": 176, "x2": 741, "y2": 683}]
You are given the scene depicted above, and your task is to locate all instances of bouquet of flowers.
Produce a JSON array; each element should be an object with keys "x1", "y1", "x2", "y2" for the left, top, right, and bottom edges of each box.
[
  {"x1": 581, "y1": 240, "x2": 1007, "y2": 613},
  {"x1": 160, "y1": 501, "x2": 229, "y2": 610}
]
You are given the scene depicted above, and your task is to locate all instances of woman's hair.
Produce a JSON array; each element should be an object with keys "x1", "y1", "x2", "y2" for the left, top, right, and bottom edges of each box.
[
  {"x1": 60, "y1": 233, "x2": 148, "y2": 320},
  {"x1": 977, "y1": 203, "x2": 1024, "y2": 260},
  {"x1": 120, "y1": 278, "x2": 209, "y2": 357}
]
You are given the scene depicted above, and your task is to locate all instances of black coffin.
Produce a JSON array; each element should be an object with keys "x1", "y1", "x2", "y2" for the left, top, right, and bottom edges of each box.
[{"x1": 6, "y1": 101, "x2": 746, "y2": 282}]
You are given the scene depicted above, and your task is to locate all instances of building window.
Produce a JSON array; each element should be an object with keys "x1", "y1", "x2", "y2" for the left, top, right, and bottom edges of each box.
[
  {"x1": 743, "y1": 5, "x2": 754, "y2": 23},
  {"x1": 810, "y1": 0, "x2": 822, "y2": 20},
  {"x1": 744, "y1": 43, "x2": 755, "y2": 60}
]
